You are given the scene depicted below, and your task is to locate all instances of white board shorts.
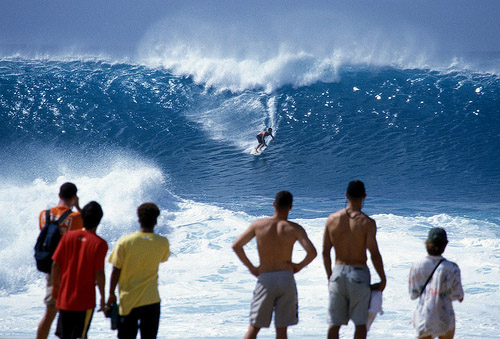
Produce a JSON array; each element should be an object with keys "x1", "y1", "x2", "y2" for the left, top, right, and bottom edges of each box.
[{"x1": 250, "y1": 270, "x2": 298, "y2": 328}]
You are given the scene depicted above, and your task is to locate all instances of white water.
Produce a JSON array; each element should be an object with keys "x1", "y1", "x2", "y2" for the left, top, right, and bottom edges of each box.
[{"x1": 3, "y1": 173, "x2": 500, "y2": 337}]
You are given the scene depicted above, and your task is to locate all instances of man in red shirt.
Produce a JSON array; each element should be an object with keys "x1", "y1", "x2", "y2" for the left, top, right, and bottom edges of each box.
[
  {"x1": 37, "y1": 182, "x2": 84, "y2": 339},
  {"x1": 52, "y1": 201, "x2": 108, "y2": 338}
]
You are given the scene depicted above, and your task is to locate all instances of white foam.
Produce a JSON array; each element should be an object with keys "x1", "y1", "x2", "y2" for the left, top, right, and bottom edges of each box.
[
  {"x1": 0, "y1": 153, "x2": 166, "y2": 295},
  {"x1": 134, "y1": 6, "x2": 500, "y2": 93}
]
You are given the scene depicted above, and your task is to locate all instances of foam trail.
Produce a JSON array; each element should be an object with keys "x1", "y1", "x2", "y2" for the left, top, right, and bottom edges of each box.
[{"x1": 183, "y1": 92, "x2": 277, "y2": 152}]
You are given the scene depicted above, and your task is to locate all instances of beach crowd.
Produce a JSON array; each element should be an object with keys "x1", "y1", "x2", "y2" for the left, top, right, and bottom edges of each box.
[{"x1": 35, "y1": 181, "x2": 463, "y2": 339}]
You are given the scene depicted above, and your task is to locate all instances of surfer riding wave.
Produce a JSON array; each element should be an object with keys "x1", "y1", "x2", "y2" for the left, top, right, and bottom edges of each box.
[{"x1": 255, "y1": 128, "x2": 275, "y2": 152}]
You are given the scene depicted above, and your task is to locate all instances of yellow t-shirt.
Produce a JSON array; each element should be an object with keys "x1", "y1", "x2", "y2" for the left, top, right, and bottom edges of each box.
[{"x1": 108, "y1": 231, "x2": 170, "y2": 316}]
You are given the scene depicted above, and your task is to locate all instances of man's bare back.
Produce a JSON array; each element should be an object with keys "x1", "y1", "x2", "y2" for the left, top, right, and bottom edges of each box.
[
  {"x1": 252, "y1": 217, "x2": 311, "y2": 273},
  {"x1": 324, "y1": 208, "x2": 375, "y2": 267},
  {"x1": 233, "y1": 215, "x2": 316, "y2": 277}
]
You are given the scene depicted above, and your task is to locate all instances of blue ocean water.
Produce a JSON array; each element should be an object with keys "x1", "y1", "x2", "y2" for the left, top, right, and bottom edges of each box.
[{"x1": 1, "y1": 57, "x2": 499, "y2": 338}]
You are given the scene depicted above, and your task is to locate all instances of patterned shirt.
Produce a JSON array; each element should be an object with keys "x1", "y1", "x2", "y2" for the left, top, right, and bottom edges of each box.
[{"x1": 409, "y1": 255, "x2": 464, "y2": 337}]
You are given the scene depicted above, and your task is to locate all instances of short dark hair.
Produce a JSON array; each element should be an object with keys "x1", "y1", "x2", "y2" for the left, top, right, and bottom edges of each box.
[
  {"x1": 426, "y1": 227, "x2": 448, "y2": 255},
  {"x1": 275, "y1": 191, "x2": 293, "y2": 210},
  {"x1": 81, "y1": 201, "x2": 103, "y2": 230},
  {"x1": 426, "y1": 241, "x2": 446, "y2": 256},
  {"x1": 268, "y1": 128, "x2": 272, "y2": 132},
  {"x1": 346, "y1": 180, "x2": 366, "y2": 198},
  {"x1": 59, "y1": 182, "x2": 78, "y2": 200},
  {"x1": 138, "y1": 203, "x2": 160, "y2": 228}
]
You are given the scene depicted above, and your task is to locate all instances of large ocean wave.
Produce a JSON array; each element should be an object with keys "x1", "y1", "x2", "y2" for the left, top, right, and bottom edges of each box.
[
  {"x1": 1, "y1": 58, "x2": 499, "y2": 203},
  {"x1": 1, "y1": 56, "x2": 500, "y2": 337}
]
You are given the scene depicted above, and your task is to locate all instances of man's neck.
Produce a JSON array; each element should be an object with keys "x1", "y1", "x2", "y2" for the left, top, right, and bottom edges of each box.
[
  {"x1": 140, "y1": 227, "x2": 155, "y2": 233},
  {"x1": 273, "y1": 210, "x2": 289, "y2": 220},
  {"x1": 345, "y1": 200, "x2": 363, "y2": 218},
  {"x1": 57, "y1": 199, "x2": 73, "y2": 208}
]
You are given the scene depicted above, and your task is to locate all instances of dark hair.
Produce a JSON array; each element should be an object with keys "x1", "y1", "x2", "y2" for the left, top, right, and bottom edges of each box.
[
  {"x1": 275, "y1": 191, "x2": 293, "y2": 210},
  {"x1": 426, "y1": 241, "x2": 446, "y2": 256},
  {"x1": 426, "y1": 227, "x2": 448, "y2": 255},
  {"x1": 346, "y1": 180, "x2": 366, "y2": 199},
  {"x1": 81, "y1": 201, "x2": 103, "y2": 229},
  {"x1": 268, "y1": 128, "x2": 272, "y2": 132},
  {"x1": 59, "y1": 182, "x2": 78, "y2": 200},
  {"x1": 138, "y1": 202, "x2": 160, "y2": 228}
]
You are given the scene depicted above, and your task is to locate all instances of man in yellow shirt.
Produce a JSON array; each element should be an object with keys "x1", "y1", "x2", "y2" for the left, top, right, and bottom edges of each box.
[{"x1": 107, "y1": 203, "x2": 170, "y2": 339}]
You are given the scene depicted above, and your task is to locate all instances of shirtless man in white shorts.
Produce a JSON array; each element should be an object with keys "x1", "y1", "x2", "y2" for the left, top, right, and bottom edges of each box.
[
  {"x1": 233, "y1": 191, "x2": 317, "y2": 339},
  {"x1": 322, "y1": 180, "x2": 386, "y2": 339}
]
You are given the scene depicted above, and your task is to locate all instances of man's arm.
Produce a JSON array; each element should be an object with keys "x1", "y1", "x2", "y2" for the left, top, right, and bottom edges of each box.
[
  {"x1": 95, "y1": 269, "x2": 105, "y2": 311},
  {"x1": 72, "y1": 195, "x2": 82, "y2": 213},
  {"x1": 107, "y1": 266, "x2": 121, "y2": 306},
  {"x1": 366, "y1": 221, "x2": 386, "y2": 291},
  {"x1": 292, "y1": 226, "x2": 317, "y2": 274},
  {"x1": 322, "y1": 223, "x2": 333, "y2": 279},
  {"x1": 232, "y1": 224, "x2": 259, "y2": 277}
]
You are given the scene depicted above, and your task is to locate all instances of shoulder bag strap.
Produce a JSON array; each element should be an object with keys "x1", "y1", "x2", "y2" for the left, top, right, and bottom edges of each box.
[{"x1": 418, "y1": 259, "x2": 445, "y2": 297}]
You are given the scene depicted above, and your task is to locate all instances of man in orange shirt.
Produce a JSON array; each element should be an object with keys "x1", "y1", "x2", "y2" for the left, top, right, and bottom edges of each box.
[{"x1": 37, "y1": 182, "x2": 83, "y2": 339}]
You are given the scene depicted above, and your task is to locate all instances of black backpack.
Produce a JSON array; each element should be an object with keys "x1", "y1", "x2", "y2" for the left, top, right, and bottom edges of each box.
[{"x1": 34, "y1": 209, "x2": 72, "y2": 273}]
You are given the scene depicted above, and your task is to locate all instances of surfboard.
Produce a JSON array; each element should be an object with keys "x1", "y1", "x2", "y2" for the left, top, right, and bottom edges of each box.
[{"x1": 251, "y1": 146, "x2": 266, "y2": 155}]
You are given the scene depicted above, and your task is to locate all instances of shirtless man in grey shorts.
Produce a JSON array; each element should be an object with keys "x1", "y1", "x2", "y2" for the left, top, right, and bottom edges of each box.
[
  {"x1": 233, "y1": 191, "x2": 317, "y2": 339},
  {"x1": 322, "y1": 180, "x2": 386, "y2": 339}
]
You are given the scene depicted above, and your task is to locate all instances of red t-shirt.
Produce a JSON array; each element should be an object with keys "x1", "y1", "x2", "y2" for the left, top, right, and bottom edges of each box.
[{"x1": 52, "y1": 229, "x2": 108, "y2": 311}]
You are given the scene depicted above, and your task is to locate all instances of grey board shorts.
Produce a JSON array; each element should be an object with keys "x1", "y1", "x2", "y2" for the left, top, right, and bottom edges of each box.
[
  {"x1": 328, "y1": 265, "x2": 371, "y2": 326},
  {"x1": 250, "y1": 270, "x2": 298, "y2": 328}
]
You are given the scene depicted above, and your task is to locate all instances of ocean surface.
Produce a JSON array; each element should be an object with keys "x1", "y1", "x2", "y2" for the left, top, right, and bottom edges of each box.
[{"x1": 0, "y1": 55, "x2": 499, "y2": 338}]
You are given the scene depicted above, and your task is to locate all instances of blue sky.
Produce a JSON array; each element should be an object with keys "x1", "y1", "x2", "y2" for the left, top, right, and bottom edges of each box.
[{"x1": 1, "y1": 1, "x2": 500, "y2": 58}]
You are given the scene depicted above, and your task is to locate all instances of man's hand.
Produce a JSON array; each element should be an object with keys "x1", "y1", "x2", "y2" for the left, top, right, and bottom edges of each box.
[
  {"x1": 107, "y1": 293, "x2": 117, "y2": 306},
  {"x1": 73, "y1": 195, "x2": 82, "y2": 212},
  {"x1": 291, "y1": 263, "x2": 303, "y2": 274},
  {"x1": 97, "y1": 297, "x2": 105, "y2": 312},
  {"x1": 371, "y1": 280, "x2": 386, "y2": 292},
  {"x1": 249, "y1": 266, "x2": 260, "y2": 277}
]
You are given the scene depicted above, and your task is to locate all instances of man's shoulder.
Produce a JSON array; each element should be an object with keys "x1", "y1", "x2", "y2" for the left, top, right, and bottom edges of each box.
[
  {"x1": 117, "y1": 231, "x2": 139, "y2": 242},
  {"x1": 251, "y1": 217, "x2": 273, "y2": 227},
  {"x1": 151, "y1": 232, "x2": 169, "y2": 243},
  {"x1": 325, "y1": 209, "x2": 344, "y2": 225},
  {"x1": 118, "y1": 231, "x2": 167, "y2": 244},
  {"x1": 92, "y1": 232, "x2": 108, "y2": 246},
  {"x1": 441, "y1": 258, "x2": 460, "y2": 270},
  {"x1": 41, "y1": 206, "x2": 81, "y2": 219},
  {"x1": 279, "y1": 219, "x2": 303, "y2": 230},
  {"x1": 360, "y1": 213, "x2": 376, "y2": 226}
]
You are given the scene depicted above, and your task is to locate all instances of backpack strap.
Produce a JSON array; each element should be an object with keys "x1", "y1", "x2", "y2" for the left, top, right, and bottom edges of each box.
[
  {"x1": 418, "y1": 259, "x2": 445, "y2": 297},
  {"x1": 56, "y1": 209, "x2": 72, "y2": 224},
  {"x1": 45, "y1": 208, "x2": 72, "y2": 225}
]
